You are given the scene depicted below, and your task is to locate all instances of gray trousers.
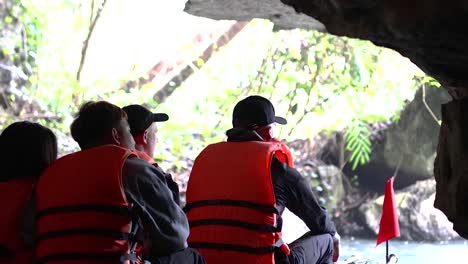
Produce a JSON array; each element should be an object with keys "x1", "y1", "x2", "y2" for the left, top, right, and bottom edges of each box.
[
  {"x1": 149, "y1": 247, "x2": 206, "y2": 264},
  {"x1": 275, "y1": 233, "x2": 334, "y2": 264}
]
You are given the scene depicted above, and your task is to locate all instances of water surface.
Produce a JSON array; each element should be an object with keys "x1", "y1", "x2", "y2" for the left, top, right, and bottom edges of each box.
[{"x1": 339, "y1": 239, "x2": 468, "y2": 264}]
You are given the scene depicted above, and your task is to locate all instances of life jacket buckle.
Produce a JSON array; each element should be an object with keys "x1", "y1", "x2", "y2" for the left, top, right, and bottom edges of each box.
[
  {"x1": 120, "y1": 253, "x2": 139, "y2": 263},
  {"x1": 275, "y1": 238, "x2": 290, "y2": 256}
]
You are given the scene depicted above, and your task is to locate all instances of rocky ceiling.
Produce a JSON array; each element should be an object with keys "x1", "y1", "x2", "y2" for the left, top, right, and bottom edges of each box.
[
  {"x1": 185, "y1": 0, "x2": 468, "y2": 95},
  {"x1": 185, "y1": 0, "x2": 326, "y2": 31}
]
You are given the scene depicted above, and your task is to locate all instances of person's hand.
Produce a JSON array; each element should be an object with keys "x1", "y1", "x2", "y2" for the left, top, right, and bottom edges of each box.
[{"x1": 332, "y1": 233, "x2": 340, "y2": 263}]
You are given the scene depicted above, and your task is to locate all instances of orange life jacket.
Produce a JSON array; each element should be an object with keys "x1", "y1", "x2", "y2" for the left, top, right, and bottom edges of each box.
[
  {"x1": 185, "y1": 141, "x2": 291, "y2": 264},
  {"x1": 0, "y1": 178, "x2": 35, "y2": 264},
  {"x1": 271, "y1": 138, "x2": 294, "y2": 167},
  {"x1": 35, "y1": 145, "x2": 139, "y2": 264}
]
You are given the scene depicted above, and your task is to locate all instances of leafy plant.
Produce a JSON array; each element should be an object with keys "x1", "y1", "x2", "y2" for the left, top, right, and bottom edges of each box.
[
  {"x1": 1, "y1": 6, "x2": 437, "y2": 177},
  {"x1": 152, "y1": 25, "x2": 429, "y2": 172},
  {"x1": 345, "y1": 119, "x2": 371, "y2": 170}
]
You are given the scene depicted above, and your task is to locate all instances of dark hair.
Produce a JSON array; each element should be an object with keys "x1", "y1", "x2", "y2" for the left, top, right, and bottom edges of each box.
[
  {"x1": 0, "y1": 121, "x2": 58, "y2": 182},
  {"x1": 71, "y1": 101, "x2": 127, "y2": 149}
]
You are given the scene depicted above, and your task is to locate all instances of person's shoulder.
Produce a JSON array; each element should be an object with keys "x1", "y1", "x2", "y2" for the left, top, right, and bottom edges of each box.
[
  {"x1": 124, "y1": 156, "x2": 153, "y2": 169},
  {"x1": 271, "y1": 156, "x2": 287, "y2": 174},
  {"x1": 123, "y1": 157, "x2": 160, "y2": 176},
  {"x1": 271, "y1": 156, "x2": 303, "y2": 181}
]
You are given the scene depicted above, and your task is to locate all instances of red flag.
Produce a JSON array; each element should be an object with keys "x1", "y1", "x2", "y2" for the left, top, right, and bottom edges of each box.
[{"x1": 376, "y1": 176, "x2": 400, "y2": 246}]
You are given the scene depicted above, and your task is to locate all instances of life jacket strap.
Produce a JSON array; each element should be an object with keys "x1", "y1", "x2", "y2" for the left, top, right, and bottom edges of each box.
[
  {"x1": 189, "y1": 242, "x2": 276, "y2": 254},
  {"x1": 184, "y1": 199, "x2": 279, "y2": 214},
  {"x1": 120, "y1": 252, "x2": 139, "y2": 264},
  {"x1": 35, "y1": 253, "x2": 123, "y2": 264},
  {"x1": 275, "y1": 238, "x2": 290, "y2": 256},
  {"x1": 37, "y1": 204, "x2": 131, "y2": 219},
  {"x1": 35, "y1": 228, "x2": 136, "y2": 242},
  {"x1": 0, "y1": 245, "x2": 13, "y2": 258},
  {"x1": 189, "y1": 218, "x2": 281, "y2": 232}
]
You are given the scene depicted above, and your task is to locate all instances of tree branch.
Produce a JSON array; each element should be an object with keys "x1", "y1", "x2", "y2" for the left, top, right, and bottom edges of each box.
[
  {"x1": 286, "y1": 50, "x2": 322, "y2": 137},
  {"x1": 76, "y1": 0, "x2": 108, "y2": 84},
  {"x1": 422, "y1": 83, "x2": 441, "y2": 126}
]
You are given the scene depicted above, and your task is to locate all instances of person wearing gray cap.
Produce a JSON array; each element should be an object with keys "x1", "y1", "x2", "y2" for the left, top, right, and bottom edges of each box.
[
  {"x1": 122, "y1": 104, "x2": 180, "y2": 205},
  {"x1": 185, "y1": 95, "x2": 339, "y2": 264}
]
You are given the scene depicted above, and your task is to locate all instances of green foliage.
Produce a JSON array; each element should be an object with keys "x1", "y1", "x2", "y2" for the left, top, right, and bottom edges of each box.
[
  {"x1": 147, "y1": 24, "x2": 426, "y2": 171},
  {"x1": 345, "y1": 119, "x2": 371, "y2": 170},
  {"x1": 225, "y1": 29, "x2": 423, "y2": 143},
  {"x1": 218, "y1": 28, "x2": 423, "y2": 170},
  {"x1": 417, "y1": 75, "x2": 441, "y2": 88},
  {"x1": 1, "y1": 5, "x2": 432, "y2": 175}
]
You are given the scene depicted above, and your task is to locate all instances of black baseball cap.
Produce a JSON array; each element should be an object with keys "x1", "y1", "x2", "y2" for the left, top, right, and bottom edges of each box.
[
  {"x1": 122, "y1": 104, "x2": 169, "y2": 136},
  {"x1": 232, "y1": 95, "x2": 287, "y2": 127}
]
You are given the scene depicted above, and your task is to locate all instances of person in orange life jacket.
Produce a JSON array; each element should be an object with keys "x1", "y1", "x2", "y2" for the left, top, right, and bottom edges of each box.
[
  {"x1": 185, "y1": 95, "x2": 339, "y2": 264},
  {"x1": 35, "y1": 101, "x2": 205, "y2": 264},
  {"x1": 0, "y1": 121, "x2": 57, "y2": 264},
  {"x1": 123, "y1": 104, "x2": 180, "y2": 205}
]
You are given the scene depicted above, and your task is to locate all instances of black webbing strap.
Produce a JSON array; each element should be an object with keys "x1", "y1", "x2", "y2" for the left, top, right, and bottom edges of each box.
[
  {"x1": 275, "y1": 238, "x2": 285, "y2": 247},
  {"x1": 0, "y1": 245, "x2": 13, "y2": 257},
  {"x1": 189, "y1": 242, "x2": 276, "y2": 254},
  {"x1": 189, "y1": 219, "x2": 281, "y2": 232},
  {"x1": 184, "y1": 199, "x2": 279, "y2": 214},
  {"x1": 35, "y1": 253, "x2": 121, "y2": 264},
  {"x1": 35, "y1": 228, "x2": 134, "y2": 242},
  {"x1": 37, "y1": 204, "x2": 131, "y2": 219},
  {"x1": 126, "y1": 204, "x2": 144, "y2": 264},
  {"x1": 120, "y1": 252, "x2": 139, "y2": 263}
]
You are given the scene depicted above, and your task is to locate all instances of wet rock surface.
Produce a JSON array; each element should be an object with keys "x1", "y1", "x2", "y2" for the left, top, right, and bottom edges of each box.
[{"x1": 344, "y1": 85, "x2": 451, "y2": 191}]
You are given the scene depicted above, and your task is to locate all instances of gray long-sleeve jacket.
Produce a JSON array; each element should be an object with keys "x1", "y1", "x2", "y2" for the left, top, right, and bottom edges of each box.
[{"x1": 122, "y1": 157, "x2": 189, "y2": 257}]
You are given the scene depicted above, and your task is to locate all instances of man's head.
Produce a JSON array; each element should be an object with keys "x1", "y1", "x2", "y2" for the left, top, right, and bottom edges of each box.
[
  {"x1": 122, "y1": 104, "x2": 168, "y2": 157},
  {"x1": 232, "y1": 95, "x2": 287, "y2": 140},
  {"x1": 70, "y1": 101, "x2": 135, "y2": 150}
]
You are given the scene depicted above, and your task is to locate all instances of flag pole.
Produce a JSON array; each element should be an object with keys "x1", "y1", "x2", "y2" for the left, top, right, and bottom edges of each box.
[
  {"x1": 386, "y1": 158, "x2": 401, "y2": 264},
  {"x1": 394, "y1": 157, "x2": 403, "y2": 180},
  {"x1": 377, "y1": 157, "x2": 402, "y2": 264},
  {"x1": 386, "y1": 240, "x2": 389, "y2": 263}
]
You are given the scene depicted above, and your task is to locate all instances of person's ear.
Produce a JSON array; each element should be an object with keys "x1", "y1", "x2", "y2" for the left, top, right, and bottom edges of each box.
[
  {"x1": 111, "y1": 127, "x2": 121, "y2": 145},
  {"x1": 142, "y1": 130, "x2": 149, "y2": 144}
]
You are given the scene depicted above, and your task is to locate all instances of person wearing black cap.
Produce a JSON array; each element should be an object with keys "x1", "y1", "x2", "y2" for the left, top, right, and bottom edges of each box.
[
  {"x1": 123, "y1": 104, "x2": 180, "y2": 205},
  {"x1": 185, "y1": 95, "x2": 339, "y2": 264}
]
